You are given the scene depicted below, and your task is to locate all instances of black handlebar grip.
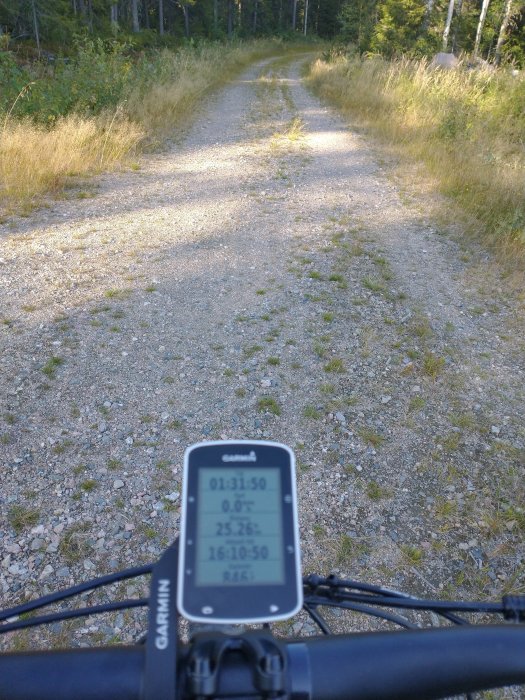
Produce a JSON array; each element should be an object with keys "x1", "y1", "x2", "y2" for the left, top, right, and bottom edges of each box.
[
  {"x1": 0, "y1": 647, "x2": 143, "y2": 700},
  {"x1": 303, "y1": 625, "x2": 525, "y2": 700}
]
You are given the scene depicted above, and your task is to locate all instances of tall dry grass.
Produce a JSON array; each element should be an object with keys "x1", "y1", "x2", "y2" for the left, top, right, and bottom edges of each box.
[
  {"x1": 0, "y1": 113, "x2": 142, "y2": 211},
  {"x1": 307, "y1": 56, "x2": 525, "y2": 259},
  {"x1": 0, "y1": 40, "x2": 288, "y2": 215}
]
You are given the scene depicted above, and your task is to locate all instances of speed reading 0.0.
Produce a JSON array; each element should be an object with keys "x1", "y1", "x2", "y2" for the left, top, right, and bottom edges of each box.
[{"x1": 177, "y1": 441, "x2": 302, "y2": 624}]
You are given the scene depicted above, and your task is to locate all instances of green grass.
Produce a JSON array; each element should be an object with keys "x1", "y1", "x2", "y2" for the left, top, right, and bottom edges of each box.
[
  {"x1": 303, "y1": 405, "x2": 322, "y2": 419},
  {"x1": 42, "y1": 356, "x2": 64, "y2": 378},
  {"x1": 267, "y1": 357, "x2": 280, "y2": 366},
  {"x1": 257, "y1": 396, "x2": 281, "y2": 416},
  {"x1": 243, "y1": 344, "x2": 263, "y2": 358},
  {"x1": 8, "y1": 505, "x2": 40, "y2": 533},
  {"x1": 59, "y1": 523, "x2": 91, "y2": 564},
  {"x1": 400, "y1": 544, "x2": 424, "y2": 566},
  {"x1": 365, "y1": 480, "x2": 391, "y2": 500},
  {"x1": 422, "y1": 352, "x2": 446, "y2": 378},
  {"x1": 323, "y1": 358, "x2": 345, "y2": 373},
  {"x1": 358, "y1": 428, "x2": 385, "y2": 448}
]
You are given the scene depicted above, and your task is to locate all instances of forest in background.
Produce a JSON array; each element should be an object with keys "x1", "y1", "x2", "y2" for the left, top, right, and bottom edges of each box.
[{"x1": 0, "y1": 0, "x2": 524, "y2": 64}]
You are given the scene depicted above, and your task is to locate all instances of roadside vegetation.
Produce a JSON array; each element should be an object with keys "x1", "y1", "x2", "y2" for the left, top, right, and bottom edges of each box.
[
  {"x1": 307, "y1": 55, "x2": 525, "y2": 260},
  {"x1": 0, "y1": 39, "x2": 310, "y2": 214}
]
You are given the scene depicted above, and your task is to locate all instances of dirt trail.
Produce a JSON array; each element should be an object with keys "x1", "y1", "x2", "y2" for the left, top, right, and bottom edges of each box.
[{"x1": 1, "y1": 56, "x2": 524, "y2": 644}]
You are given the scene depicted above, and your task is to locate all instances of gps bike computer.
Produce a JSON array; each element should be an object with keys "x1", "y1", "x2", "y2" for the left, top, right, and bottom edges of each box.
[{"x1": 177, "y1": 440, "x2": 302, "y2": 624}]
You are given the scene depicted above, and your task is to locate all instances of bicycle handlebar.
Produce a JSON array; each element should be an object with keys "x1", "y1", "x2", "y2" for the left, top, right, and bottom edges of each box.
[{"x1": 1, "y1": 625, "x2": 525, "y2": 700}]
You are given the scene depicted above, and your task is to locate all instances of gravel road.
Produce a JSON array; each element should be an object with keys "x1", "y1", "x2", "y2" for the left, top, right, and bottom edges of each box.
[{"x1": 1, "y1": 55, "x2": 524, "y2": 647}]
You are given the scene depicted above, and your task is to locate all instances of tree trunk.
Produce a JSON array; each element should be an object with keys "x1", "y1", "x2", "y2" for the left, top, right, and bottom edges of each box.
[
  {"x1": 213, "y1": 0, "x2": 218, "y2": 32},
  {"x1": 131, "y1": 0, "x2": 140, "y2": 32},
  {"x1": 31, "y1": 0, "x2": 40, "y2": 55},
  {"x1": 77, "y1": 0, "x2": 87, "y2": 23},
  {"x1": 494, "y1": 0, "x2": 513, "y2": 64},
  {"x1": 72, "y1": 0, "x2": 77, "y2": 15},
  {"x1": 442, "y1": 0, "x2": 455, "y2": 49},
  {"x1": 182, "y1": 3, "x2": 190, "y2": 37},
  {"x1": 292, "y1": 0, "x2": 297, "y2": 30},
  {"x1": 159, "y1": 0, "x2": 164, "y2": 34},
  {"x1": 303, "y1": 0, "x2": 308, "y2": 34},
  {"x1": 473, "y1": 0, "x2": 491, "y2": 58},
  {"x1": 144, "y1": 0, "x2": 150, "y2": 28},
  {"x1": 253, "y1": 0, "x2": 258, "y2": 32},
  {"x1": 227, "y1": 0, "x2": 233, "y2": 36}
]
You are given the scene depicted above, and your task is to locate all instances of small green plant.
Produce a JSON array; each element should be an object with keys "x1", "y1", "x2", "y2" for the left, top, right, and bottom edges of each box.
[
  {"x1": 256, "y1": 289, "x2": 266, "y2": 295},
  {"x1": 337, "y1": 534, "x2": 369, "y2": 564},
  {"x1": 104, "y1": 288, "x2": 131, "y2": 300},
  {"x1": 80, "y1": 479, "x2": 97, "y2": 492},
  {"x1": 3, "y1": 413, "x2": 16, "y2": 425},
  {"x1": 313, "y1": 342, "x2": 327, "y2": 358},
  {"x1": 235, "y1": 387, "x2": 247, "y2": 398},
  {"x1": 243, "y1": 344, "x2": 263, "y2": 358},
  {"x1": 313, "y1": 523, "x2": 325, "y2": 538},
  {"x1": 328, "y1": 273, "x2": 344, "y2": 283},
  {"x1": 8, "y1": 505, "x2": 40, "y2": 533},
  {"x1": 400, "y1": 545, "x2": 424, "y2": 566},
  {"x1": 42, "y1": 356, "x2": 64, "y2": 378},
  {"x1": 449, "y1": 412, "x2": 475, "y2": 430},
  {"x1": 145, "y1": 284, "x2": 157, "y2": 292},
  {"x1": 257, "y1": 397, "x2": 281, "y2": 416},
  {"x1": 303, "y1": 405, "x2": 321, "y2": 419},
  {"x1": 408, "y1": 396, "x2": 426, "y2": 412},
  {"x1": 324, "y1": 358, "x2": 345, "y2": 373},
  {"x1": 53, "y1": 442, "x2": 69, "y2": 454},
  {"x1": 107, "y1": 458, "x2": 122, "y2": 470},
  {"x1": 59, "y1": 523, "x2": 91, "y2": 564},
  {"x1": 366, "y1": 480, "x2": 390, "y2": 500},
  {"x1": 142, "y1": 526, "x2": 156, "y2": 539},
  {"x1": 362, "y1": 277, "x2": 385, "y2": 293},
  {"x1": 308, "y1": 271, "x2": 322, "y2": 280},
  {"x1": 320, "y1": 383, "x2": 336, "y2": 394},
  {"x1": 223, "y1": 368, "x2": 234, "y2": 377},
  {"x1": 322, "y1": 312, "x2": 334, "y2": 322},
  {"x1": 423, "y1": 352, "x2": 446, "y2": 378},
  {"x1": 267, "y1": 357, "x2": 280, "y2": 366},
  {"x1": 358, "y1": 428, "x2": 384, "y2": 448}
]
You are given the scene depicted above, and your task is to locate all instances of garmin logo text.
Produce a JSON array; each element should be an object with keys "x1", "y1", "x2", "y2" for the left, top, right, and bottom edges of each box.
[
  {"x1": 154, "y1": 579, "x2": 170, "y2": 650},
  {"x1": 222, "y1": 450, "x2": 257, "y2": 463}
]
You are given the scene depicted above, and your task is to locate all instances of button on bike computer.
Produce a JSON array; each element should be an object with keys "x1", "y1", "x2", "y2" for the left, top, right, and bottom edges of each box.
[{"x1": 177, "y1": 440, "x2": 302, "y2": 624}]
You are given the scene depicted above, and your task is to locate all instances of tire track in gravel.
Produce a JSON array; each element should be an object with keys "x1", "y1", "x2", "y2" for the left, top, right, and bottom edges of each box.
[{"x1": 1, "y1": 55, "x2": 524, "y2": 645}]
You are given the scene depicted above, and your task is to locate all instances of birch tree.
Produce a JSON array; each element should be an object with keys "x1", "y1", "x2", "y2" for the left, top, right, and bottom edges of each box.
[
  {"x1": 31, "y1": 0, "x2": 40, "y2": 54},
  {"x1": 494, "y1": 0, "x2": 513, "y2": 63},
  {"x1": 473, "y1": 0, "x2": 491, "y2": 58},
  {"x1": 442, "y1": 0, "x2": 455, "y2": 49},
  {"x1": 158, "y1": 0, "x2": 164, "y2": 33},
  {"x1": 304, "y1": 0, "x2": 309, "y2": 34},
  {"x1": 131, "y1": 0, "x2": 140, "y2": 31}
]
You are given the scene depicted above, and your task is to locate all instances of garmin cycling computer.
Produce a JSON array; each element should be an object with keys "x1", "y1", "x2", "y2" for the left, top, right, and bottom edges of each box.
[{"x1": 177, "y1": 440, "x2": 302, "y2": 624}]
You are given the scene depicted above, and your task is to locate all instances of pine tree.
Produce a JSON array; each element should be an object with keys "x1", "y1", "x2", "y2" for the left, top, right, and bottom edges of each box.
[{"x1": 371, "y1": 0, "x2": 427, "y2": 55}]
